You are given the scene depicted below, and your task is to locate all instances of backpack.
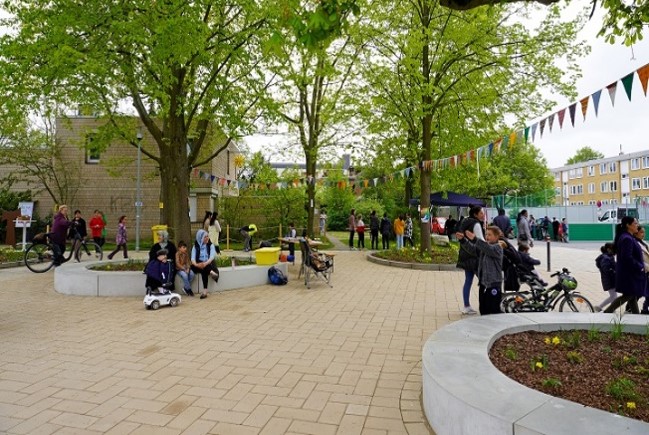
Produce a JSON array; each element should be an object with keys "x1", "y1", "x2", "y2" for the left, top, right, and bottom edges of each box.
[{"x1": 268, "y1": 266, "x2": 288, "y2": 285}]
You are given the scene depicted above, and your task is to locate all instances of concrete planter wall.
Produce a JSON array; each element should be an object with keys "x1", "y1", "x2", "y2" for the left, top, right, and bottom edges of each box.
[
  {"x1": 54, "y1": 261, "x2": 289, "y2": 297},
  {"x1": 422, "y1": 313, "x2": 649, "y2": 435}
]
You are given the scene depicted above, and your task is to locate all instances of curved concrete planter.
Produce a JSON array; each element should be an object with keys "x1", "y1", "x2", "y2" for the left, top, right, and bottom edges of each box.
[
  {"x1": 366, "y1": 252, "x2": 457, "y2": 271},
  {"x1": 54, "y1": 260, "x2": 289, "y2": 297},
  {"x1": 422, "y1": 313, "x2": 649, "y2": 435}
]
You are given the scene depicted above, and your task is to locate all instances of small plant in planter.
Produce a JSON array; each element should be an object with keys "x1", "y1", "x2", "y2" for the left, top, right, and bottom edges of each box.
[
  {"x1": 566, "y1": 351, "x2": 584, "y2": 364},
  {"x1": 541, "y1": 377, "x2": 562, "y2": 389}
]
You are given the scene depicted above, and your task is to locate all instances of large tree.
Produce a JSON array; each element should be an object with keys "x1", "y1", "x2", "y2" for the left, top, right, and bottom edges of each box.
[
  {"x1": 358, "y1": 1, "x2": 586, "y2": 252},
  {"x1": 0, "y1": 1, "x2": 271, "y2": 242},
  {"x1": 565, "y1": 146, "x2": 605, "y2": 165}
]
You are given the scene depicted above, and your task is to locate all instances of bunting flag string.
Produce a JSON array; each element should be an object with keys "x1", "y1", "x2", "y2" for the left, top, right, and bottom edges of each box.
[{"x1": 192, "y1": 62, "x2": 649, "y2": 192}]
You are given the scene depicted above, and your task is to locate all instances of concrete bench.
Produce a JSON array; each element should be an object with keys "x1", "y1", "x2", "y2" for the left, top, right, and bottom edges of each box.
[{"x1": 54, "y1": 261, "x2": 289, "y2": 297}]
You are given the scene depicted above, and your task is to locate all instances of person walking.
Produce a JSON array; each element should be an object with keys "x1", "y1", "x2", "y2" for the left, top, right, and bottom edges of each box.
[
  {"x1": 516, "y1": 210, "x2": 533, "y2": 247},
  {"x1": 393, "y1": 214, "x2": 405, "y2": 249},
  {"x1": 604, "y1": 217, "x2": 645, "y2": 314},
  {"x1": 493, "y1": 209, "x2": 511, "y2": 237},
  {"x1": 404, "y1": 213, "x2": 413, "y2": 247},
  {"x1": 561, "y1": 218, "x2": 569, "y2": 243},
  {"x1": 594, "y1": 242, "x2": 617, "y2": 312},
  {"x1": 319, "y1": 209, "x2": 327, "y2": 236},
  {"x1": 191, "y1": 229, "x2": 219, "y2": 299},
  {"x1": 51, "y1": 205, "x2": 71, "y2": 267},
  {"x1": 455, "y1": 205, "x2": 485, "y2": 315},
  {"x1": 552, "y1": 217, "x2": 560, "y2": 241},
  {"x1": 107, "y1": 215, "x2": 128, "y2": 260},
  {"x1": 89, "y1": 209, "x2": 105, "y2": 252},
  {"x1": 209, "y1": 212, "x2": 222, "y2": 254},
  {"x1": 240, "y1": 224, "x2": 257, "y2": 252},
  {"x1": 69, "y1": 209, "x2": 88, "y2": 262},
  {"x1": 633, "y1": 226, "x2": 649, "y2": 314},
  {"x1": 369, "y1": 210, "x2": 380, "y2": 250},
  {"x1": 380, "y1": 213, "x2": 391, "y2": 249},
  {"x1": 348, "y1": 209, "x2": 356, "y2": 250},
  {"x1": 356, "y1": 214, "x2": 365, "y2": 250}
]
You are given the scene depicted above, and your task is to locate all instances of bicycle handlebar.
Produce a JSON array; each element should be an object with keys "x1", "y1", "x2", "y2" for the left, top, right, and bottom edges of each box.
[{"x1": 550, "y1": 268, "x2": 571, "y2": 277}]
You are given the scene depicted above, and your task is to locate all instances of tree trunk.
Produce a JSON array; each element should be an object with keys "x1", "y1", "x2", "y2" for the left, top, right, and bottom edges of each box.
[
  {"x1": 158, "y1": 141, "x2": 191, "y2": 244},
  {"x1": 305, "y1": 149, "x2": 317, "y2": 237},
  {"x1": 419, "y1": 4, "x2": 432, "y2": 254}
]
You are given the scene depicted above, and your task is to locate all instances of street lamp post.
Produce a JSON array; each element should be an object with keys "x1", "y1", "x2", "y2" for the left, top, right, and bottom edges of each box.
[{"x1": 136, "y1": 129, "x2": 143, "y2": 252}]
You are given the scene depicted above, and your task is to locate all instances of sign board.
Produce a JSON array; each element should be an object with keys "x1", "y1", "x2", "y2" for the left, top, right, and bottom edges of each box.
[{"x1": 16, "y1": 201, "x2": 34, "y2": 228}]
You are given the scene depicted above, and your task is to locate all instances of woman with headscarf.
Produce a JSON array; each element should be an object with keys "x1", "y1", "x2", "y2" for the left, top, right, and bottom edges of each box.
[{"x1": 191, "y1": 229, "x2": 219, "y2": 299}]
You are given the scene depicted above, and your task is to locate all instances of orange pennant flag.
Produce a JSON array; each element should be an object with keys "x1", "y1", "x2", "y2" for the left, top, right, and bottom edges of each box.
[
  {"x1": 637, "y1": 63, "x2": 649, "y2": 96},
  {"x1": 509, "y1": 131, "x2": 517, "y2": 149},
  {"x1": 580, "y1": 97, "x2": 589, "y2": 120}
]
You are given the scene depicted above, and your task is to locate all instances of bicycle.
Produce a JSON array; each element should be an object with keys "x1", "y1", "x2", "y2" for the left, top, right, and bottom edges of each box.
[
  {"x1": 24, "y1": 226, "x2": 103, "y2": 273},
  {"x1": 501, "y1": 267, "x2": 594, "y2": 313}
]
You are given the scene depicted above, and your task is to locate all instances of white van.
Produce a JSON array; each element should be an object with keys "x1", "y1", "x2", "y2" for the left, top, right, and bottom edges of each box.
[{"x1": 598, "y1": 207, "x2": 639, "y2": 223}]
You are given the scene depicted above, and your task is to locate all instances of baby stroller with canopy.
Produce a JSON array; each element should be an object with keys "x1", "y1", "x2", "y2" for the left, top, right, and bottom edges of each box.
[{"x1": 299, "y1": 239, "x2": 334, "y2": 289}]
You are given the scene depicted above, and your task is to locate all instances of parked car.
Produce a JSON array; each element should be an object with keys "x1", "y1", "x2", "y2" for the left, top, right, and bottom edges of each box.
[{"x1": 431, "y1": 217, "x2": 446, "y2": 235}]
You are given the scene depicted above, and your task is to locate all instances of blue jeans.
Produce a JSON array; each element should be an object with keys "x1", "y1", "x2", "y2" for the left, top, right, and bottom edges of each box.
[
  {"x1": 462, "y1": 270, "x2": 475, "y2": 307},
  {"x1": 396, "y1": 235, "x2": 404, "y2": 249},
  {"x1": 177, "y1": 270, "x2": 195, "y2": 291}
]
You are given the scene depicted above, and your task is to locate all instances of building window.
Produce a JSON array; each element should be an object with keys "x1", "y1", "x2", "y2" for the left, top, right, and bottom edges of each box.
[
  {"x1": 612, "y1": 199, "x2": 618, "y2": 205},
  {"x1": 643, "y1": 157, "x2": 649, "y2": 168},
  {"x1": 588, "y1": 165, "x2": 595, "y2": 176},
  {"x1": 226, "y1": 150, "x2": 231, "y2": 176},
  {"x1": 85, "y1": 133, "x2": 100, "y2": 164},
  {"x1": 632, "y1": 178, "x2": 641, "y2": 190},
  {"x1": 609, "y1": 162, "x2": 617, "y2": 173},
  {"x1": 588, "y1": 183, "x2": 595, "y2": 194},
  {"x1": 568, "y1": 169, "x2": 575, "y2": 179},
  {"x1": 600, "y1": 163, "x2": 608, "y2": 175},
  {"x1": 575, "y1": 168, "x2": 583, "y2": 178},
  {"x1": 601, "y1": 182, "x2": 609, "y2": 193},
  {"x1": 589, "y1": 200, "x2": 596, "y2": 205},
  {"x1": 644, "y1": 177, "x2": 649, "y2": 189},
  {"x1": 610, "y1": 181, "x2": 618, "y2": 192},
  {"x1": 632, "y1": 158, "x2": 640, "y2": 170}
]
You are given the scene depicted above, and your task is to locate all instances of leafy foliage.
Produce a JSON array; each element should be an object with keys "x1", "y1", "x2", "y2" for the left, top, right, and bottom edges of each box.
[{"x1": 565, "y1": 146, "x2": 605, "y2": 165}]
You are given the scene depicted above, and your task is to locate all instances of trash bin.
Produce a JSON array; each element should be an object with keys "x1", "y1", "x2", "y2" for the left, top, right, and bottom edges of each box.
[{"x1": 151, "y1": 225, "x2": 168, "y2": 242}]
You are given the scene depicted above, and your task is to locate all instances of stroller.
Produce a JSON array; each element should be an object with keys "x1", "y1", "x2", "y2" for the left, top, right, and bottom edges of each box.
[{"x1": 299, "y1": 239, "x2": 334, "y2": 289}]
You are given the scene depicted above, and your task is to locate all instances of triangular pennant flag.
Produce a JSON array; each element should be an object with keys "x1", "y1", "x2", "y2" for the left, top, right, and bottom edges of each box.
[
  {"x1": 607, "y1": 82, "x2": 617, "y2": 106},
  {"x1": 509, "y1": 131, "x2": 517, "y2": 149},
  {"x1": 637, "y1": 63, "x2": 649, "y2": 95},
  {"x1": 580, "y1": 97, "x2": 589, "y2": 120},
  {"x1": 557, "y1": 109, "x2": 566, "y2": 129},
  {"x1": 539, "y1": 119, "x2": 546, "y2": 138},
  {"x1": 568, "y1": 103, "x2": 577, "y2": 127},
  {"x1": 548, "y1": 114, "x2": 555, "y2": 133},
  {"x1": 502, "y1": 135, "x2": 509, "y2": 149},
  {"x1": 488, "y1": 142, "x2": 494, "y2": 155},
  {"x1": 494, "y1": 138, "x2": 502, "y2": 152},
  {"x1": 592, "y1": 90, "x2": 602, "y2": 116},
  {"x1": 210, "y1": 175, "x2": 216, "y2": 183},
  {"x1": 524, "y1": 127, "x2": 529, "y2": 143},
  {"x1": 531, "y1": 123, "x2": 538, "y2": 141},
  {"x1": 621, "y1": 72, "x2": 634, "y2": 101}
]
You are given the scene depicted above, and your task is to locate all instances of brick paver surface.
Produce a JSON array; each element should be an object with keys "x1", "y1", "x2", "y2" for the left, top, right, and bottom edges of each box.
[{"x1": 0, "y1": 243, "x2": 606, "y2": 434}]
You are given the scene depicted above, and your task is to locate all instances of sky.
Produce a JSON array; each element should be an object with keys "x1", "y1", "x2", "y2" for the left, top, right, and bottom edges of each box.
[
  {"x1": 531, "y1": 8, "x2": 649, "y2": 169},
  {"x1": 244, "y1": 5, "x2": 649, "y2": 170}
]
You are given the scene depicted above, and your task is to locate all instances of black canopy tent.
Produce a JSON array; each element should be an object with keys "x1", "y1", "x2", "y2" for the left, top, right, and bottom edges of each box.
[{"x1": 409, "y1": 191, "x2": 486, "y2": 207}]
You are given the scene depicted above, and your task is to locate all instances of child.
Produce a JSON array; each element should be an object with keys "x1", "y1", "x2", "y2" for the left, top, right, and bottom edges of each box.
[
  {"x1": 356, "y1": 214, "x2": 365, "y2": 250},
  {"x1": 458, "y1": 225, "x2": 504, "y2": 315},
  {"x1": 107, "y1": 215, "x2": 128, "y2": 259},
  {"x1": 518, "y1": 243, "x2": 547, "y2": 286},
  {"x1": 175, "y1": 241, "x2": 195, "y2": 296},
  {"x1": 145, "y1": 249, "x2": 173, "y2": 293},
  {"x1": 287, "y1": 222, "x2": 297, "y2": 257},
  {"x1": 595, "y1": 242, "x2": 617, "y2": 312}
]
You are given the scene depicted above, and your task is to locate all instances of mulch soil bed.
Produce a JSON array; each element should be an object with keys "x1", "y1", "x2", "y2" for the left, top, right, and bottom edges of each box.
[{"x1": 490, "y1": 330, "x2": 649, "y2": 423}]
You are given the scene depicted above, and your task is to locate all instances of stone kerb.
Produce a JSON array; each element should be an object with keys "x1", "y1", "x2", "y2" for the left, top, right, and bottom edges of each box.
[
  {"x1": 422, "y1": 313, "x2": 649, "y2": 435},
  {"x1": 54, "y1": 261, "x2": 289, "y2": 297},
  {"x1": 365, "y1": 252, "x2": 457, "y2": 271}
]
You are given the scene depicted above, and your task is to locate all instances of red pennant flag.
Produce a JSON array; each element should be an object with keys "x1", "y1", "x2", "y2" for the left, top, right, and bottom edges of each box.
[
  {"x1": 636, "y1": 63, "x2": 649, "y2": 95},
  {"x1": 557, "y1": 109, "x2": 566, "y2": 129},
  {"x1": 580, "y1": 97, "x2": 589, "y2": 120}
]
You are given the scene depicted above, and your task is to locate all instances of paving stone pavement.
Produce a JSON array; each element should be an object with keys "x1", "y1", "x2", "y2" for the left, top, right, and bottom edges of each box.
[{"x1": 0, "y1": 243, "x2": 608, "y2": 434}]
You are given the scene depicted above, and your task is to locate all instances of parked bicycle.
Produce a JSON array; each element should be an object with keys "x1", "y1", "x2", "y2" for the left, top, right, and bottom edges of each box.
[
  {"x1": 24, "y1": 226, "x2": 103, "y2": 273},
  {"x1": 501, "y1": 268, "x2": 594, "y2": 313}
]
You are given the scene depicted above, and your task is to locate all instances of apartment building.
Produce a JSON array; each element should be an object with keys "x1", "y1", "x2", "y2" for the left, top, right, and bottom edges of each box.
[
  {"x1": 2, "y1": 116, "x2": 239, "y2": 240},
  {"x1": 552, "y1": 150, "x2": 649, "y2": 207}
]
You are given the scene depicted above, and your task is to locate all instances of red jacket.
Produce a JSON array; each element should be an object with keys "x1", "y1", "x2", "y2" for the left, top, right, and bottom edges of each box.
[{"x1": 89, "y1": 216, "x2": 105, "y2": 238}]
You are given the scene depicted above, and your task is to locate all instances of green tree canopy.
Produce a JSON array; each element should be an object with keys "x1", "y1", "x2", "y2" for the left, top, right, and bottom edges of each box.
[{"x1": 565, "y1": 146, "x2": 605, "y2": 165}]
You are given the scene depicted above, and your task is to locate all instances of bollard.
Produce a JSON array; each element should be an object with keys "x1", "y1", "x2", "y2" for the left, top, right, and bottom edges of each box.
[{"x1": 546, "y1": 236, "x2": 551, "y2": 271}]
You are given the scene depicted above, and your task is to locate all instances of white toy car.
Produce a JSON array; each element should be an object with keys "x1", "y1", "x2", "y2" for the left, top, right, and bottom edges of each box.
[{"x1": 143, "y1": 287, "x2": 182, "y2": 310}]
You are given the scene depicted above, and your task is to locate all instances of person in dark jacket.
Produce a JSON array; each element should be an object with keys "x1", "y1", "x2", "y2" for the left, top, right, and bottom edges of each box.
[
  {"x1": 369, "y1": 210, "x2": 380, "y2": 250},
  {"x1": 518, "y1": 243, "x2": 546, "y2": 285},
  {"x1": 148, "y1": 230, "x2": 177, "y2": 290},
  {"x1": 380, "y1": 213, "x2": 391, "y2": 249},
  {"x1": 552, "y1": 218, "x2": 560, "y2": 241},
  {"x1": 493, "y1": 209, "x2": 511, "y2": 237},
  {"x1": 51, "y1": 205, "x2": 71, "y2": 267},
  {"x1": 605, "y1": 217, "x2": 645, "y2": 313},
  {"x1": 69, "y1": 209, "x2": 88, "y2": 262},
  {"x1": 145, "y1": 249, "x2": 174, "y2": 293},
  {"x1": 595, "y1": 242, "x2": 617, "y2": 312},
  {"x1": 455, "y1": 205, "x2": 485, "y2": 315}
]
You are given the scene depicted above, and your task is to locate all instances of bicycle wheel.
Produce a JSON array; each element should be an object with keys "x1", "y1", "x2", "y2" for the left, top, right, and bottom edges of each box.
[
  {"x1": 558, "y1": 292, "x2": 594, "y2": 312},
  {"x1": 24, "y1": 243, "x2": 55, "y2": 273},
  {"x1": 76, "y1": 241, "x2": 103, "y2": 263}
]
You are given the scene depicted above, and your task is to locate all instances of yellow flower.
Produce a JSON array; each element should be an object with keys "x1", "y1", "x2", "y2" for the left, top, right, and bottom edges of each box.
[
  {"x1": 626, "y1": 402, "x2": 636, "y2": 409},
  {"x1": 544, "y1": 337, "x2": 551, "y2": 345},
  {"x1": 552, "y1": 336, "x2": 561, "y2": 345},
  {"x1": 535, "y1": 362, "x2": 544, "y2": 369},
  {"x1": 623, "y1": 356, "x2": 630, "y2": 362}
]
